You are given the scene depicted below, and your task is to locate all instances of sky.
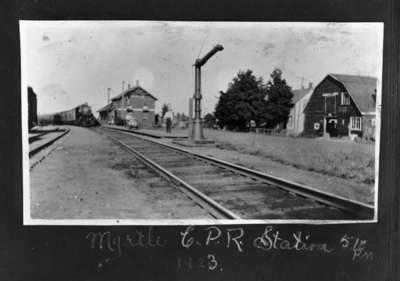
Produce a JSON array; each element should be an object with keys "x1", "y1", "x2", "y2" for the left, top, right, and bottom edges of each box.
[{"x1": 20, "y1": 21, "x2": 383, "y2": 116}]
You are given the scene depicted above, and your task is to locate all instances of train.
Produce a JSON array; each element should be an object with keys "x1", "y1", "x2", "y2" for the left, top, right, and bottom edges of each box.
[{"x1": 38, "y1": 103, "x2": 99, "y2": 127}]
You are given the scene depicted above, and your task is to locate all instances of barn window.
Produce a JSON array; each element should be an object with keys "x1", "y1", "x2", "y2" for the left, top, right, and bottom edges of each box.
[
  {"x1": 350, "y1": 116, "x2": 362, "y2": 131},
  {"x1": 341, "y1": 92, "x2": 350, "y2": 105}
]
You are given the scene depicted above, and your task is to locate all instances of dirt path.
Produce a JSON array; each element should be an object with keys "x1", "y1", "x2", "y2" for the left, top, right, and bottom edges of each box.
[{"x1": 29, "y1": 126, "x2": 211, "y2": 220}]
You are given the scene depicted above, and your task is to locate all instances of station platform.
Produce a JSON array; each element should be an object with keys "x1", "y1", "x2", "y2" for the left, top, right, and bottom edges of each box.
[{"x1": 103, "y1": 125, "x2": 188, "y2": 139}]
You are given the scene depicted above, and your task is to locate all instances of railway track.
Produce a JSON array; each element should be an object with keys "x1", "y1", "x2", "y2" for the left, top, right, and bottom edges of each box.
[
  {"x1": 100, "y1": 126, "x2": 374, "y2": 220},
  {"x1": 29, "y1": 129, "x2": 70, "y2": 158}
]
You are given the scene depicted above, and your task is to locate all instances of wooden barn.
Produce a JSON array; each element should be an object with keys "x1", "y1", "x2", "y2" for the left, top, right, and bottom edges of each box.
[
  {"x1": 98, "y1": 81, "x2": 157, "y2": 128},
  {"x1": 303, "y1": 74, "x2": 377, "y2": 140}
]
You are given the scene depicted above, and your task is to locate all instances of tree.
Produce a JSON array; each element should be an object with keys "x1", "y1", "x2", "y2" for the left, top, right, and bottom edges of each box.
[
  {"x1": 264, "y1": 69, "x2": 294, "y2": 129},
  {"x1": 161, "y1": 103, "x2": 169, "y2": 118},
  {"x1": 176, "y1": 112, "x2": 188, "y2": 122},
  {"x1": 214, "y1": 70, "x2": 269, "y2": 131},
  {"x1": 214, "y1": 68, "x2": 294, "y2": 131},
  {"x1": 203, "y1": 113, "x2": 216, "y2": 128},
  {"x1": 180, "y1": 113, "x2": 188, "y2": 121}
]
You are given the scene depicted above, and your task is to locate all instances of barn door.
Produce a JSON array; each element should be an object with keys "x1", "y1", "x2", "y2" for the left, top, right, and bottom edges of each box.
[{"x1": 326, "y1": 118, "x2": 338, "y2": 137}]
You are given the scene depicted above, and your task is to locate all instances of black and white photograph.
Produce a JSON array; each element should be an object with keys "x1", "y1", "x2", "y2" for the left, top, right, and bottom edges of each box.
[{"x1": 21, "y1": 21, "x2": 383, "y2": 224}]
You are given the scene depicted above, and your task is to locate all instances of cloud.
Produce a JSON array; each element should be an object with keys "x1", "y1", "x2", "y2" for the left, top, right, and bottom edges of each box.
[
  {"x1": 159, "y1": 22, "x2": 184, "y2": 36},
  {"x1": 340, "y1": 30, "x2": 353, "y2": 36},
  {"x1": 261, "y1": 43, "x2": 276, "y2": 56},
  {"x1": 303, "y1": 31, "x2": 333, "y2": 44},
  {"x1": 40, "y1": 83, "x2": 68, "y2": 97},
  {"x1": 227, "y1": 37, "x2": 244, "y2": 46},
  {"x1": 38, "y1": 36, "x2": 78, "y2": 53},
  {"x1": 67, "y1": 36, "x2": 78, "y2": 43}
]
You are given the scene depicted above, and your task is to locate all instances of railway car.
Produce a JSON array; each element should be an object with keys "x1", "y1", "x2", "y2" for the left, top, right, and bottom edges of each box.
[
  {"x1": 37, "y1": 113, "x2": 54, "y2": 126},
  {"x1": 38, "y1": 103, "x2": 99, "y2": 127},
  {"x1": 53, "y1": 114, "x2": 62, "y2": 125},
  {"x1": 59, "y1": 103, "x2": 98, "y2": 127}
]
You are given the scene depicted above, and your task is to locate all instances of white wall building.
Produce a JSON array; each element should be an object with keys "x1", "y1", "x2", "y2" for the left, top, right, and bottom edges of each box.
[{"x1": 286, "y1": 83, "x2": 313, "y2": 136}]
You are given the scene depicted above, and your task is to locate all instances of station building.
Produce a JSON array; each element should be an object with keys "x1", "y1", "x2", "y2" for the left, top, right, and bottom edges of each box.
[
  {"x1": 98, "y1": 81, "x2": 157, "y2": 128},
  {"x1": 303, "y1": 74, "x2": 377, "y2": 140}
]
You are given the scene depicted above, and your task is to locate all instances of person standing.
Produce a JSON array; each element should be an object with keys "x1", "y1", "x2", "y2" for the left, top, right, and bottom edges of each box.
[{"x1": 164, "y1": 110, "x2": 173, "y2": 133}]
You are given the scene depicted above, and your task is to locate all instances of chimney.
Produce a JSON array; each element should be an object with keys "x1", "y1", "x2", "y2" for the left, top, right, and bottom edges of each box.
[
  {"x1": 122, "y1": 81, "x2": 125, "y2": 92},
  {"x1": 136, "y1": 80, "x2": 139, "y2": 87}
]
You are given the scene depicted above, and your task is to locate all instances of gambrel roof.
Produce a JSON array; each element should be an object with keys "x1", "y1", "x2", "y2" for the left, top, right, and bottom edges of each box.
[{"x1": 328, "y1": 74, "x2": 377, "y2": 113}]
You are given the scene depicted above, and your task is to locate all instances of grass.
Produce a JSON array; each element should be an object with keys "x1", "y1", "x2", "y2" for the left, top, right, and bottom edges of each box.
[{"x1": 203, "y1": 129, "x2": 375, "y2": 185}]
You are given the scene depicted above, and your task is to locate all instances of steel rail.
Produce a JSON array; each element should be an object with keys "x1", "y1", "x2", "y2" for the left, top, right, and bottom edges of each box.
[
  {"x1": 29, "y1": 129, "x2": 70, "y2": 158},
  {"x1": 105, "y1": 126, "x2": 375, "y2": 219},
  {"x1": 29, "y1": 132, "x2": 48, "y2": 143},
  {"x1": 106, "y1": 134, "x2": 241, "y2": 220}
]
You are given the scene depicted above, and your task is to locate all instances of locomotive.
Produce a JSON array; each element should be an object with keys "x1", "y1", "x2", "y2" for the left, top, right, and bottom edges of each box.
[{"x1": 39, "y1": 103, "x2": 99, "y2": 127}]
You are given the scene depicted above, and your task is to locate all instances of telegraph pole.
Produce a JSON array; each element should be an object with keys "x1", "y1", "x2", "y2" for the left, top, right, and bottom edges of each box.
[{"x1": 192, "y1": 44, "x2": 224, "y2": 141}]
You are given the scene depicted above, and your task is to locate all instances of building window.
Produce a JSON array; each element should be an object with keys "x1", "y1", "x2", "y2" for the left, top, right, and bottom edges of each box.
[
  {"x1": 143, "y1": 112, "x2": 149, "y2": 120},
  {"x1": 341, "y1": 92, "x2": 350, "y2": 105},
  {"x1": 350, "y1": 116, "x2": 362, "y2": 131},
  {"x1": 371, "y1": 118, "x2": 376, "y2": 126}
]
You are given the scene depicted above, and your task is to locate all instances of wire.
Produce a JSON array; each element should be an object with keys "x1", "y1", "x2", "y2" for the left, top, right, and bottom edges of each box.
[{"x1": 197, "y1": 25, "x2": 210, "y2": 59}]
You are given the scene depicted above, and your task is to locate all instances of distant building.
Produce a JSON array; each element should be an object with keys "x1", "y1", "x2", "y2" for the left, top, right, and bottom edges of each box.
[
  {"x1": 304, "y1": 74, "x2": 377, "y2": 140},
  {"x1": 98, "y1": 81, "x2": 157, "y2": 128},
  {"x1": 28, "y1": 86, "x2": 38, "y2": 130},
  {"x1": 286, "y1": 82, "x2": 313, "y2": 136}
]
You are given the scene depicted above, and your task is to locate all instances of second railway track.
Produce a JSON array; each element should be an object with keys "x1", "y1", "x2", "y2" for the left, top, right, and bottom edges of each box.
[{"x1": 99, "y1": 126, "x2": 374, "y2": 221}]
